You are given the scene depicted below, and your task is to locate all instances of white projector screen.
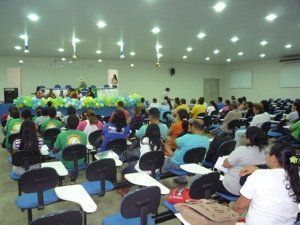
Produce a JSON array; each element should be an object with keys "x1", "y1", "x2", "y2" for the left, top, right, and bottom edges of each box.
[
  {"x1": 229, "y1": 70, "x2": 252, "y2": 89},
  {"x1": 280, "y1": 66, "x2": 300, "y2": 88}
]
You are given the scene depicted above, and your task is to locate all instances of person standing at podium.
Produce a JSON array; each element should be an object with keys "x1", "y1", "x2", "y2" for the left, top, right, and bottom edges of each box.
[{"x1": 111, "y1": 74, "x2": 118, "y2": 88}]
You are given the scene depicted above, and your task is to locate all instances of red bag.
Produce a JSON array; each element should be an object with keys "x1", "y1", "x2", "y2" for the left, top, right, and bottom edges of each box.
[{"x1": 167, "y1": 187, "x2": 191, "y2": 204}]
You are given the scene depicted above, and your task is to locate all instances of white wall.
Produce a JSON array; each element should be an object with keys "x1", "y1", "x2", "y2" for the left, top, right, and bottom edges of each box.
[
  {"x1": 0, "y1": 56, "x2": 221, "y2": 102},
  {"x1": 220, "y1": 59, "x2": 300, "y2": 102}
]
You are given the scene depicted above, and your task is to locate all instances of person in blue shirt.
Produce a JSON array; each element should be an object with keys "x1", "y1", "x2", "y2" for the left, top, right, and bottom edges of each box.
[
  {"x1": 216, "y1": 97, "x2": 225, "y2": 110},
  {"x1": 161, "y1": 119, "x2": 209, "y2": 183},
  {"x1": 159, "y1": 100, "x2": 171, "y2": 124},
  {"x1": 136, "y1": 108, "x2": 168, "y2": 140},
  {"x1": 101, "y1": 110, "x2": 130, "y2": 151}
]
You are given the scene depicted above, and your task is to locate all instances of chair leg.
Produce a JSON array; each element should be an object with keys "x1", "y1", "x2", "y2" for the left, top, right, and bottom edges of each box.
[
  {"x1": 17, "y1": 181, "x2": 21, "y2": 196},
  {"x1": 83, "y1": 212, "x2": 87, "y2": 225},
  {"x1": 27, "y1": 209, "x2": 32, "y2": 224}
]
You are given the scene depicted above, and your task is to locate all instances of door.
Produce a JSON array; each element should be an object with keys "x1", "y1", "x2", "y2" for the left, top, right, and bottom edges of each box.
[{"x1": 204, "y1": 78, "x2": 219, "y2": 102}]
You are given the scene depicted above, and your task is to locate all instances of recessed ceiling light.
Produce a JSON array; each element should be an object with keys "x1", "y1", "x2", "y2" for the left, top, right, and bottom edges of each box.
[
  {"x1": 98, "y1": 59, "x2": 103, "y2": 62},
  {"x1": 14, "y1": 45, "x2": 21, "y2": 50},
  {"x1": 73, "y1": 38, "x2": 80, "y2": 43},
  {"x1": 120, "y1": 54, "x2": 125, "y2": 59},
  {"x1": 156, "y1": 43, "x2": 162, "y2": 50},
  {"x1": 27, "y1": 13, "x2": 39, "y2": 22},
  {"x1": 238, "y1": 51, "x2": 244, "y2": 56},
  {"x1": 260, "y1": 40, "x2": 268, "y2": 46},
  {"x1": 97, "y1": 21, "x2": 107, "y2": 28},
  {"x1": 130, "y1": 64, "x2": 135, "y2": 68},
  {"x1": 117, "y1": 40, "x2": 124, "y2": 46},
  {"x1": 186, "y1": 47, "x2": 193, "y2": 52},
  {"x1": 151, "y1": 26, "x2": 161, "y2": 34},
  {"x1": 205, "y1": 57, "x2": 210, "y2": 61},
  {"x1": 182, "y1": 55, "x2": 188, "y2": 59},
  {"x1": 213, "y1": 2, "x2": 226, "y2": 12},
  {"x1": 230, "y1": 36, "x2": 239, "y2": 43},
  {"x1": 260, "y1": 53, "x2": 266, "y2": 58},
  {"x1": 24, "y1": 49, "x2": 30, "y2": 54},
  {"x1": 19, "y1": 34, "x2": 28, "y2": 40},
  {"x1": 265, "y1": 13, "x2": 277, "y2": 22},
  {"x1": 130, "y1": 51, "x2": 136, "y2": 56},
  {"x1": 213, "y1": 49, "x2": 220, "y2": 54},
  {"x1": 157, "y1": 53, "x2": 163, "y2": 58},
  {"x1": 58, "y1": 48, "x2": 64, "y2": 52},
  {"x1": 197, "y1": 32, "x2": 206, "y2": 39},
  {"x1": 61, "y1": 57, "x2": 66, "y2": 61},
  {"x1": 226, "y1": 58, "x2": 231, "y2": 62},
  {"x1": 96, "y1": 50, "x2": 102, "y2": 54},
  {"x1": 285, "y1": 44, "x2": 292, "y2": 49},
  {"x1": 18, "y1": 60, "x2": 24, "y2": 64}
]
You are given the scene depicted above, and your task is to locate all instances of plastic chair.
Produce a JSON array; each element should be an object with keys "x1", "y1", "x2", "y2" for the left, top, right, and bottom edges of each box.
[
  {"x1": 30, "y1": 210, "x2": 83, "y2": 225},
  {"x1": 16, "y1": 168, "x2": 59, "y2": 223},
  {"x1": 106, "y1": 139, "x2": 128, "y2": 157},
  {"x1": 139, "y1": 151, "x2": 164, "y2": 178},
  {"x1": 62, "y1": 144, "x2": 87, "y2": 182},
  {"x1": 65, "y1": 85, "x2": 72, "y2": 90},
  {"x1": 87, "y1": 130, "x2": 103, "y2": 162},
  {"x1": 103, "y1": 186, "x2": 161, "y2": 225},
  {"x1": 42, "y1": 128, "x2": 61, "y2": 149},
  {"x1": 81, "y1": 159, "x2": 116, "y2": 196},
  {"x1": 225, "y1": 119, "x2": 241, "y2": 136},
  {"x1": 9, "y1": 150, "x2": 41, "y2": 194},
  {"x1": 261, "y1": 121, "x2": 271, "y2": 135},
  {"x1": 54, "y1": 85, "x2": 61, "y2": 90},
  {"x1": 164, "y1": 172, "x2": 220, "y2": 213},
  {"x1": 167, "y1": 147, "x2": 207, "y2": 176}
]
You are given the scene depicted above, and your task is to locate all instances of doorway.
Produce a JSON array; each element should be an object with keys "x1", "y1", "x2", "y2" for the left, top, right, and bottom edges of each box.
[{"x1": 204, "y1": 78, "x2": 220, "y2": 102}]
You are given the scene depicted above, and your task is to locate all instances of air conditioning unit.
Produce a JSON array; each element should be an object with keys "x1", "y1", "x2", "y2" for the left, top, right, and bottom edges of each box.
[{"x1": 279, "y1": 54, "x2": 300, "y2": 62}]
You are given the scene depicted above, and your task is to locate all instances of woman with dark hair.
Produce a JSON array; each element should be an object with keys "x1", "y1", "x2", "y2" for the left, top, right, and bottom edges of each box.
[
  {"x1": 220, "y1": 99, "x2": 231, "y2": 115},
  {"x1": 245, "y1": 101, "x2": 254, "y2": 118},
  {"x1": 206, "y1": 100, "x2": 217, "y2": 116},
  {"x1": 164, "y1": 109, "x2": 189, "y2": 156},
  {"x1": 111, "y1": 74, "x2": 118, "y2": 88},
  {"x1": 286, "y1": 101, "x2": 300, "y2": 123},
  {"x1": 217, "y1": 126, "x2": 267, "y2": 196},
  {"x1": 173, "y1": 97, "x2": 181, "y2": 109},
  {"x1": 233, "y1": 141, "x2": 300, "y2": 225},
  {"x1": 62, "y1": 106, "x2": 77, "y2": 126},
  {"x1": 12, "y1": 120, "x2": 43, "y2": 175},
  {"x1": 101, "y1": 110, "x2": 130, "y2": 151}
]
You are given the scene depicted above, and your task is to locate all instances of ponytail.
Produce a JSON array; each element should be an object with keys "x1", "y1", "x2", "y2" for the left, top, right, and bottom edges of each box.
[{"x1": 270, "y1": 141, "x2": 300, "y2": 203}]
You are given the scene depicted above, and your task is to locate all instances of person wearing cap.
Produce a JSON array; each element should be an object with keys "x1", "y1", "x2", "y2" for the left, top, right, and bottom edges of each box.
[{"x1": 161, "y1": 119, "x2": 209, "y2": 183}]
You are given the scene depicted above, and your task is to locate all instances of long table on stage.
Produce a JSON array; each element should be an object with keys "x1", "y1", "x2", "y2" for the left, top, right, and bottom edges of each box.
[{"x1": 0, "y1": 103, "x2": 134, "y2": 118}]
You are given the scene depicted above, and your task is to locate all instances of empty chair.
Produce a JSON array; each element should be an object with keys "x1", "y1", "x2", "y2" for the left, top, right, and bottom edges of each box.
[
  {"x1": 166, "y1": 147, "x2": 206, "y2": 176},
  {"x1": 16, "y1": 168, "x2": 59, "y2": 223},
  {"x1": 103, "y1": 186, "x2": 161, "y2": 225},
  {"x1": 105, "y1": 138, "x2": 127, "y2": 157},
  {"x1": 81, "y1": 159, "x2": 116, "y2": 196},
  {"x1": 164, "y1": 172, "x2": 220, "y2": 213},
  {"x1": 53, "y1": 84, "x2": 61, "y2": 90},
  {"x1": 30, "y1": 210, "x2": 83, "y2": 225},
  {"x1": 139, "y1": 151, "x2": 165, "y2": 178},
  {"x1": 65, "y1": 85, "x2": 72, "y2": 90},
  {"x1": 62, "y1": 144, "x2": 87, "y2": 181},
  {"x1": 87, "y1": 130, "x2": 103, "y2": 161}
]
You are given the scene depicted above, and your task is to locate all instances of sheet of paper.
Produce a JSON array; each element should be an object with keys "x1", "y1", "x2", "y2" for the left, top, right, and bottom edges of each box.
[{"x1": 214, "y1": 157, "x2": 228, "y2": 173}]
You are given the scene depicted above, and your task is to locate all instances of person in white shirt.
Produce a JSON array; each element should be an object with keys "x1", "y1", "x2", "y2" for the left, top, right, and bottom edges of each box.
[
  {"x1": 206, "y1": 100, "x2": 217, "y2": 116},
  {"x1": 235, "y1": 103, "x2": 270, "y2": 147},
  {"x1": 147, "y1": 98, "x2": 160, "y2": 110},
  {"x1": 286, "y1": 101, "x2": 300, "y2": 124},
  {"x1": 217, "y1": 126, "x2": 267, "y2": 196},
  {"x1": 232, "y1": 141, "x2": 300, "y2": 225}
]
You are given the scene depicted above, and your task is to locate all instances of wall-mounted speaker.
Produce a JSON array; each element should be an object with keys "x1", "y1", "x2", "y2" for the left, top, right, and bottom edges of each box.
[{"x1": 170, "y1": 68, "x2": 175, "y2": 76}]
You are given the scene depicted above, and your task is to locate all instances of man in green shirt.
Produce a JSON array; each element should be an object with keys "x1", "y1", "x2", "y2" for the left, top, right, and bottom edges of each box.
[
  {"x1": 5, "y1": 109, "x2": 31, "y2": 150},
  {"x1": 40, "y1": 107, "x2": 63, "y2": 133},
  {"x1": 52, "y1": 115, "x2": 87, "y2": 169}
]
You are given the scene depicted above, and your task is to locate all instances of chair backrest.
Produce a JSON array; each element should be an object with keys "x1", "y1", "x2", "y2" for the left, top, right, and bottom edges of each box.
[
  {"x1": 88, "y1": 130, "x2": 103, "y2": 148},
  {"x1": 216, "y1": 140, "x2": 236, "y2": 159},
  {"x1": 139, "y1": 151, "x2": 164, "y2": 177},
  {"x1": 43, "y1": 128, "x2": 61, "y2": 142},
  {"x1": 65, "y1": 85, "x2": 72, "y2": 90},
  {"x1": 85, "y1": 159, "x2": 116, "y2": 196},
  {"x1": 105, "y1": 138, "x2": 127, "y2": 155},
  {"x1": 20, "y1": 168, "x2": 59, "y2": 209},
  {"x1": 102, "y1": 116, "x2": 111, "y2": 123},
  {"x1": 12, "y1": 150, "x2": 41, "y2": 170},
  {"x1": 130, "y1": 121, "x2": 144, "y2": 131},
  {"x1": 197, "y1": 113, "x2": 206, "y2": 118},
  {"x1": 274, "y1": 112, "x2": 283, "y2": 121},
  {"x1": 162, "y1": 111, "x2": 171, "y2": 120},
  {"x1": 227, "y1": 119, "x2": 240, "y2": 130},
  {"x1": 62, "y1": 144, "x2": 87, "y2": 172},
  {"x1": 121, "y1": 186, "x2": 161, "y2": 225},
  {"x1": 202, "y1": 115, "x2": 212, "y2": 127},
  {"x1": 30, "y1": 210, "x2": 82, "y2": 225},
  {"x1": 261, "y1": 121, "x2": 271, "y2": 134},
  {"x1": 8, "y1": 132, "x2": 20, "y2": 145},
  {"x1": 54, "y1": 85, "x2": 61, "y2": 89},
  {"x1": 189, "y1": 172, "x2": 220, "y2": 199},
  {"x1": 210, "y1": 110, "x2": 219, "y2": 117},
  {"x1": 183, "y1": 147, "x2": 207, "y2": 164}
]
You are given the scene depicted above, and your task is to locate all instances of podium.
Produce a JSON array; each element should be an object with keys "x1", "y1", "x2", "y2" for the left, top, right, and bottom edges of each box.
[{"x1": 96, "y1": 88, "x2": 119, "y2": 98}]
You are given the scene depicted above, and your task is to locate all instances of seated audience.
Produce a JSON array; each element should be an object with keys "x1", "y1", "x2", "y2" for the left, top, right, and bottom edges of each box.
[
  {"x1": 216, "y1": 97, "x2": 225, "y2": 110},
  {"x1": 40, "y1": 107, "x2": 63, "y2": 133},
  {"x1": 286, "y1": 101, "x2": 300, "y2": 123},
  {"x1": 137, "y1": 97, "x2": 147, "y2": 116},
  {"x1": 159, "y1": 100, "x2": 171, "y2": 124},
  {"x1": 110, "y1": 101, "x2": 131, "y2": 123},
  {"x1": 59, "y1": 90, "x2": 65, "y2": 98},
  {"x1": 161, "y1": 119, "x2": 209, "y2": 183},
  {"x1": 191, "y1": 97, "x2": 206, "y2": 119},
  {"x1": 62, "y1": 106, "x2": 77, "y2": 126},
  {"x1": 174, "y1": 98, "x2": 190, "y2": 115},
  {"x1": 290, "y1": 119, "x2": 300, "y2": 140},
  {"x1": 12, "y1": 120, "x2": 43, "y2": 175},
  {"x1": 207, "y1": 100, "x2": 217, "y2": 116},
  {"x1": 35, "y1": 107, "x2": 49, "y2": 127},
  {"x1": 52, "y1": 115, "x2": 87, "y2": 169},
  {"x1": 219, "y1": 100, "x2": 231, "y2": 115},
  {"x1": 164, "y1": 109, "x2": 189, "y2": 156},
  {"x1": 136, "y1": 108, "x2": 168, "y2": 139},
  {"x1": 173, "y1": 97, "x2": 181, "y2": 109},
  {"x1": 46, "y1": 88, "x2": 56, "y2": 99},
  {"x1": 235, "y1": 103, "x2": 270, "y2": 147},
  {"x1": 130, "y1": 106, "x2": 144, "y2": 124},
  {"x1": 232, "y1": 142, "x2": 300, "y2": 225},
  {"x1": 86, "y1": 87, "x2": 95, "y2": 98},
  {"x1": 244, "y1": 102, "x2": 255, "y2": 118},
  {"x1": 189, "y1": 98, "x2": 196, "y2": 110},
  {"x1": 217, "y1": 127, "x2": 267, "y2": 196},
  {"x1": 213, "y1": 101, "x2": 242, "y2": 135},
  {"x1": 147, "y1": 98, "x2": 160, "y2": 110},
  {"x1": 101, "y1": 110, "x2": 130, "y2": 151}
]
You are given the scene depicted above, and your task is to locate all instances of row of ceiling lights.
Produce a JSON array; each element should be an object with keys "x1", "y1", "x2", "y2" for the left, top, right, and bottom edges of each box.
[{"x1": 15, "y1": 2, "x2": 294, "y2": 64}]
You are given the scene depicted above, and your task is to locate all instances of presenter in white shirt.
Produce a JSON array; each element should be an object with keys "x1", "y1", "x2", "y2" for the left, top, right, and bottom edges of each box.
[{"x1": 232, "y1": 141, "x2": 300, "y2": 225}]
